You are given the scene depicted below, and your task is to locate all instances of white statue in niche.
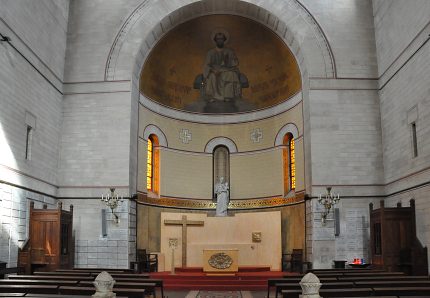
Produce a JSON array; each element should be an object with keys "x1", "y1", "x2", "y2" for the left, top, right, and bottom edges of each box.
[{"x1": 215, "y1": 176, "x2": 230, "y2": 216}]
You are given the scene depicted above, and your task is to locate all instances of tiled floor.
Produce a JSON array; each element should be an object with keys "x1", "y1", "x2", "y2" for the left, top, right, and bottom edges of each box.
[{"x1": 164, "y1": 290, "x2": 267, "y2": 298}]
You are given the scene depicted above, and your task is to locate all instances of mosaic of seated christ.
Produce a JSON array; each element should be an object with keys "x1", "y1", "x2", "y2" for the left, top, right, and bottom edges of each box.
[{"x1": 140, "y1": 14, "x2": 301, "y2": 114}]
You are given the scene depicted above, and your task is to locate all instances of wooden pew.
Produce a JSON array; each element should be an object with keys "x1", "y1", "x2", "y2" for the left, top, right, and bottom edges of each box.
[
  {"x1": 56, "y1": 269, "x2": 126, "y2": 274},
  {"x1": 354, "y1": 280, "x2": 430, "y2": 288},
  {"x1": 26, "y1": 294, "x2": 127, "y2": 298},
  {"x1": 373, "y1": 287, "x2": 430, "y2": 296},
  {"x1": 7, "y1": 275, "x2": 93, "y2": 281},
  {"x1": 275, "y1": 282, "x2": 354, "y2": 298},
  {"x1": 114, "y1": 277, "x2": 152, "y2": 282},
  {"x1": 309, "y1": 268, "x2": 382, "y2": 273},
  {"x1": 90, "y1": 272, "x2": 150, "y2": 278},
  {"x1": 338, "y1": 275, "x2": 429, "y2": 281},
  {"x1": 0, "y1": 267, "x2": 22, "y2": 279},
  {"x1": 0, "y1": 285, "x2": 58, "y2": 294},
  {"x1": 79, "y1": 281, "x2": 157, "y2": 297},
  {"x1": 0, "y1": 280, "x2": 78, "y2": 286},
  {"x1": 308, "y1": 273, "x2": 344, "y2": 278},
  {"x1": 309, "y1": 297, "x2": 398, "y2": 298},
  {"x1": 5, "y1": 274, "x2": 163, "y2": 297},
  {"x1": 33, "y1": 271, "x2": 91, "y2": 276},
  {"x1": 111, "y1": 278, "x2": 163, "y2": 298},
  {"x1": 271, "y1": 272, "x2": 430, "y2": 298},
  {"x1": 267, "y1": 277, "x2": 337, "y2": 298},
  {"x1": 341, "y1": 271, "x2": 405, "y2": 277},
  {"x1": 281, "y1": 287, "x2": 374, "y2": 298},
  {"x1": 59, "y1": 286, "x2": 147, "y2": 298},
  {"x1": 72, "y1": 267, "x2": 134, "y2": 273}
]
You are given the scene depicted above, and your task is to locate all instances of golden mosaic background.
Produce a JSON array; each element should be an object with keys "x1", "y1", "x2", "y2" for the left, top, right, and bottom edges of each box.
[{"x1": 140, "y1": 14, "x2": 301, "y2": 113}]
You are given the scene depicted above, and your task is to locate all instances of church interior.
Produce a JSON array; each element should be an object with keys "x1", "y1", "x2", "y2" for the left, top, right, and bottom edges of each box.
[{"x1": 0, "y1": 0, "x2": 430, "y2": 297}]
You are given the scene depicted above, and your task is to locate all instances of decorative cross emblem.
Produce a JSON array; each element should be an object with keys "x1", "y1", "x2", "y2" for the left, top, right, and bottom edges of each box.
[
  {"x1": 250, "y1": 128, "x2": 263, "y2": 143},
  {"x1": 179, "y1": 129, "x2": 192, "y2": 144}
]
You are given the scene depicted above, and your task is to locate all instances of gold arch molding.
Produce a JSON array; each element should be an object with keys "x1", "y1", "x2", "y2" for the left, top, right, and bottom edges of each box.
[{"x1": 140, "y1": 14, "x2": 302, "y2": 114}]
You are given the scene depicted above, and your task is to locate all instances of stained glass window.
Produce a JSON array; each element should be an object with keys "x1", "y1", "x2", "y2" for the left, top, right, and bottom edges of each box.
[
  {"x1": 146, "y1": 135, "x2": 160, "y2": 194},
  {"x1": 283, "y1": 134, "x2": 296, "y2": 194},
  {"x1": 290, "y1": 138, "x2": 296, "y2": 190},
  {"x1": 147, "y1": 138, "x2": 153, "y2": 190}
]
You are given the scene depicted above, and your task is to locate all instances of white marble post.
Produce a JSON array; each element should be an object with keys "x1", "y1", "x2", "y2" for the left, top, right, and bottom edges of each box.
[
  {"x1": 299, "y1": 272, "x2": 322, "y2": 298},
  {"x1": 92, "y1": 271, "x2": 116, "y2": 298}
]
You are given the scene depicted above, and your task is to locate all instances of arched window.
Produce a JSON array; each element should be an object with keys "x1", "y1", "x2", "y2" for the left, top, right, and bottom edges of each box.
[
  {"x1": 290, "y1": 138, "x2": 296, "y2": 190},
  {"x1": 213, "y1": 146, "x2": 230, "y2": 199},
  {"x1": 283, "y1": 133, "x2": 296, "y2": 194},
  {"x1": 147, "y1": 134, "x2": 160, "y2": 194}
]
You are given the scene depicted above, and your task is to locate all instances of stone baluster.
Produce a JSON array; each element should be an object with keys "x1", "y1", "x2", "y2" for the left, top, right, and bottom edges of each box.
[
  {"x1": 92, "y1": 271, "x2": 116, "y2": 298},
  {"x1": 299, "y1": 272, "x2": 322, "y2": 298}
]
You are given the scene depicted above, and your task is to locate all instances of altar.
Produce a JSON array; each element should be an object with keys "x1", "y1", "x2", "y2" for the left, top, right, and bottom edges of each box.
[{"x1": 160, "y1": 211, "x2": 282, "y2": 271}]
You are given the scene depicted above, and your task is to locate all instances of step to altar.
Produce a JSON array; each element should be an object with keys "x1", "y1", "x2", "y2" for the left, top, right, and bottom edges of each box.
[
  {"x1": 173, "y1": 266, "x2": 272, "y2": 273},
  {"x1": 150, "y1": 267, "x2": 284, "y2": 290}
]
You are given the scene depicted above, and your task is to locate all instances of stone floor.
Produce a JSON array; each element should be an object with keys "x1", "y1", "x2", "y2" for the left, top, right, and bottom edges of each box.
[{"x1": 164, "y1": 290, "x2": 267, "y2": 298}]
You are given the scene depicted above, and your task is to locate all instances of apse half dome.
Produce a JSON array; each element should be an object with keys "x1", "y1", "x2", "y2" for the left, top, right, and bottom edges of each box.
[{"x1": 140, "y1": 14, "x2": 302, "y2": 114}]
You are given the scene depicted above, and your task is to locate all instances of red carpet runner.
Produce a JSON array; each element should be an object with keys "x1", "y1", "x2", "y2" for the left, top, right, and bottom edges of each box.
[{"x1": 150, "y1": 267, "x2": 285, "y2": 290}]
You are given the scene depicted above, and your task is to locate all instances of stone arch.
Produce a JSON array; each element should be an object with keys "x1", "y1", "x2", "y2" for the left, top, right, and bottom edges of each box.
[
  {"x1": 205, "y1": 137, "x2": 238, "y2": 153},
  {"x1": 105, "y1": 0, "x2": 335, "y2": 81},
  {"x1": 142, "y1": 124, "x2": 168, "y2": 147},
  {"x1": 128, "y1": 0, "x2": 315, "y2": 196},
  {"x1": 274, "y1": 123, "x2": 300, "y2": 146}
]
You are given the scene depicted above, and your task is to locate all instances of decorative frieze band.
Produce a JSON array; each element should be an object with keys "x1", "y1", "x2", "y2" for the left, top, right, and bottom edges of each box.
[{"x1": 137, "y1": 193, "x2": 305, "y2": 210}]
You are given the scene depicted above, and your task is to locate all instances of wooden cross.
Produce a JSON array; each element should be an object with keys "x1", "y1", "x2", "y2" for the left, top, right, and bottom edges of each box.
[{"x1": 164, "y1": 215, "x2": 204, "y2": 267}]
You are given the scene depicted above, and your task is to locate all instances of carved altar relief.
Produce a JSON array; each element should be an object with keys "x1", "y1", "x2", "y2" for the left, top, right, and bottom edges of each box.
[{"x1": 203, "y1": 249, "x2": 238, "y2": 273}]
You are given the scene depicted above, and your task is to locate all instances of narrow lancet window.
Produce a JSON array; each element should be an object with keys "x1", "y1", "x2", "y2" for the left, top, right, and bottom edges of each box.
[
  {"x1": 25, "y1": 125, "x2": 33, "y2": 160},
  {"x1": 283, "y1": 133, "x2": 296, "y2": 194},
  {"x1": 147, "y1": 138, "x2": 153, "y2": 190},
  {"x1": 147, "y1": 135, "x2": 160, "y2": 194},
  {"x1": 290, "y1": 138, "x2": 296, "y2": 190},
  {"x1": 411, "y1": 122, "x2": 418, "y2": 157}
]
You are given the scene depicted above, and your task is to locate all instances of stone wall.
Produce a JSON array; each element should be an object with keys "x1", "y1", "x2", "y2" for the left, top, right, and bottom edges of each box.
[
  {"x1": 60, "y1": 198, "x2": 135, "y2": 269},
  {"x1": 0, "y1": 0, "x2": 68, "y2": 266},
  {"x1": 58, "y1": 91, "x2": 131, "y2": 198},
  {"x1": 308, "y1": 85, "x2": 384, "y2": 268},
  {"x1": 0, "y1": 0, "x2": 69, "y2": 80},
  {"x1": 373, "y1": 0, "x2": 430, "y2": 270}
]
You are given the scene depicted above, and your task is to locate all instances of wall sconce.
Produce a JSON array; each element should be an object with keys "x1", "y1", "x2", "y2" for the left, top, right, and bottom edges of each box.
[
  {"x1": 318, "y1": 186, "x2": 340, "y2": 225},
  {"x1": 101, "y1": 188, "x2": 123, "y2": 224}
]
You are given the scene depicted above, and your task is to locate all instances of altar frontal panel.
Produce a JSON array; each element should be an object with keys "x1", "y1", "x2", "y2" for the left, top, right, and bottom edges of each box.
[{"x1": 160, "y1": 211, "x2": 281, "y2": 271}]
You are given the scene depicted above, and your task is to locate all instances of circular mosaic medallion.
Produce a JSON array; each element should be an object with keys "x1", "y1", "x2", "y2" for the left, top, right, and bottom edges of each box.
[{"x1": 208, "y1": 252, "x2": 233, "y2": 269}]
